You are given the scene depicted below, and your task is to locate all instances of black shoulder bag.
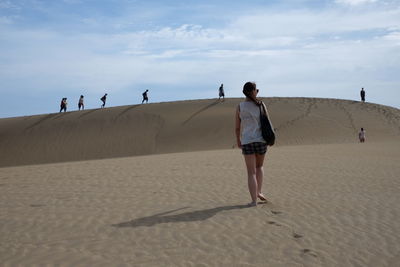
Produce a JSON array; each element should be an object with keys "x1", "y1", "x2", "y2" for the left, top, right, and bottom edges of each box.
[{"x1": 259, "y1": 102, "x2": 275, "y2": 146}]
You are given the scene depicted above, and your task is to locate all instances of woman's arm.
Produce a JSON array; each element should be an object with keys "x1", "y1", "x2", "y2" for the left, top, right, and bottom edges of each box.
[{"x1": 235, "y1": 105, "x2": 241, "y2": 148}]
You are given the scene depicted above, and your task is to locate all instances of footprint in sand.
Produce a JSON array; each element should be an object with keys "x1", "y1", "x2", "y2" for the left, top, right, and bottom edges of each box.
[
  {"x1": 268, "y1": 221, "x2": 282, "y2": 226},
  {"x1": 293, "y1": 233, "x2": 303, "y2": 239},
  {"x1": 271, "y1": 210, "x2": 282, "y2": 215},
  {"x1": 302, "y1": 249, "x2": 318, "y2": 258}
]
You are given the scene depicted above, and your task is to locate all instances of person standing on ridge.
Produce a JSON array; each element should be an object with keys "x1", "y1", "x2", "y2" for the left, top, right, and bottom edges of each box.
[
  {"x1": 360, "y1": 88, "x2": 366, "y2": 102},
  {"x1": 219, "y1": 83, "x2": 225, "y2": 101},
  {"x1": 142, "y1": 90, "x2": 149, "y2": 104},
  {"x1": 60, "y1": 98, "x2": 67, "y2": 113},
  {"x1": 101, "y1": 93, "x2": 107, "y2": 108},
  {"x1": 78, "y1": 95, "x2": 84, "y2": 110}
]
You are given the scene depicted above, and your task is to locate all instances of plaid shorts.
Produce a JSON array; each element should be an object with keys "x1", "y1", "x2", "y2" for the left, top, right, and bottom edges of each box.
[{"x1": 241, "y1": 142, "x2": 267, "y2": 155}]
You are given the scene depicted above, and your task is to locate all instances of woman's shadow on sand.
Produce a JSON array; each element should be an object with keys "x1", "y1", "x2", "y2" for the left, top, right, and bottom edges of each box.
[{"x1": 112, "y1": 204, "x2": 248, "y2": 228}]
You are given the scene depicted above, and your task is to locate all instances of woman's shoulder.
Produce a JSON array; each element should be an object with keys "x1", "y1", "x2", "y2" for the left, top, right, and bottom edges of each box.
[
  {"x1": 238, "y1": 101, "x2": 248, "y2": 109},
  {"x1": 239, "y1": 100, "x2": 251, "y2": 105}
]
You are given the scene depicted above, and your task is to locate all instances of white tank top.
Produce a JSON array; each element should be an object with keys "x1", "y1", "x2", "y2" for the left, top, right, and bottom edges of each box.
[{"x1": 239, "y1": 101, "x2": 265, "y2": 145}]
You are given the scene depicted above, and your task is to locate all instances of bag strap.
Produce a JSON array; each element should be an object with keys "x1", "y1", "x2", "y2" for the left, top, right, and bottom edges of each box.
[{"x1": 259, "y1": 101, "x2": 267, "y2": 116}]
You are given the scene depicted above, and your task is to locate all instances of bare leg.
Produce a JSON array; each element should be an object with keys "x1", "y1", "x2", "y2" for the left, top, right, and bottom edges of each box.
[
  {"x1": 255, "y1": 153, "x2": 266, "y2": 200},
  {"x1": 244, "y1": 154, "x2": 257, "y2": 204}
]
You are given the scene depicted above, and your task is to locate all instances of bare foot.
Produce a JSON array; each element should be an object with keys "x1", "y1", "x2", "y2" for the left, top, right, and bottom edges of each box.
[{"x1": 258, "y1": 193, "x2": 268, "y2": 201}]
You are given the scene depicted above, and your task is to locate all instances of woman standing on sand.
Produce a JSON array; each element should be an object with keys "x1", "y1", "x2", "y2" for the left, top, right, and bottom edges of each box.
[{"x1": 235, "y1": 82, "x2": 269, "y2": 207}]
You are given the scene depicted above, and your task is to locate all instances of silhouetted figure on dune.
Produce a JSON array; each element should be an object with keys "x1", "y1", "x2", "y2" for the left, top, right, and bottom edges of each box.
[
  {"x1": 78, "y1": 95, "x2": 84, "y2": 110},
  {"x1": 360, "y1": 88, "x2": 366, "y2": 102},
  {"x1": 142, "y1": 90, "x2": 149, "y2": 104},
  {"x1": 60, "y1": 98, "x2": 67, "y2": 113},
  {"x1": 219, "y1": 84, "x2": 225, "y2": 101},
  {"x1": 101, "y1": 93, "x2": 107, "y2": 108}
]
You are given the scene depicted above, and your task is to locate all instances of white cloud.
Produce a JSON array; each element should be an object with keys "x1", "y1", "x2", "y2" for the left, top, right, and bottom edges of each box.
[
  {"x1": 230, "y1": 8, "x2": 400, "y2": 37},
  {"x1": 0, "y1": 2, "x2": 399, "y2": 113},
  {"x1": 335, "y1": 0, "x2": 378, "y2": 5},
  {"x1": 383, "y1": 30, "x2": 400, "y2": 44}
]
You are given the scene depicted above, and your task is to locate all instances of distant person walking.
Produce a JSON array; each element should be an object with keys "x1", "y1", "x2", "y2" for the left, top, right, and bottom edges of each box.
[
  {"x1": 219, "y1": 84, "x2": 225, "y2": 101},
  {"x1": 101, "y1": 93, "x2": 107, "y2": 108},
  {"x1": 235, "y1": 81, "x2": 270, "y2": 207},
  {"x1": 78, "y1": 95, "x2": 84, "y2": 110},
  {"x1": 60, "y1": 98, "x2": 67, "y2": 113},
  {"x1": 142, "y1": 90, "x2": 149, "y2": 104},
  {"x1": 360, "y1": 88, "x2": 366, "y2": 102},
  {"x1": 359, "y1": 128, "x2": 366, "y2": 143}
]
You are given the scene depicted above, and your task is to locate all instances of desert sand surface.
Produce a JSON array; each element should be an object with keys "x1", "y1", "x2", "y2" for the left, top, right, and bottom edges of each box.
[{"x1": 1, "y1": 98, "x2": 400, "y2": 266}]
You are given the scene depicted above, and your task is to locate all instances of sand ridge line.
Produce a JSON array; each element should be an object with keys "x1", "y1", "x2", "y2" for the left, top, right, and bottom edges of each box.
[
  {"x1": 336, "y1": 101, "x2": 357, "y2": 133},
  {"x1": 182, "y1": 99, "x2": 221, "y2": 126}
]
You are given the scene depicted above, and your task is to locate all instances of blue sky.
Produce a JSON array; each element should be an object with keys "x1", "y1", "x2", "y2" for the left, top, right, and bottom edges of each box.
[{"x1": 0, "y1": 0, "x2": 399, "y2": 118}]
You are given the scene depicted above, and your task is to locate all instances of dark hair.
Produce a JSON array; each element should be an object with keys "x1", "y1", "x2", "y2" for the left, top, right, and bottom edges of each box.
[{"x1": 242, "y1": 82, "x2": 261, "y2": 106}]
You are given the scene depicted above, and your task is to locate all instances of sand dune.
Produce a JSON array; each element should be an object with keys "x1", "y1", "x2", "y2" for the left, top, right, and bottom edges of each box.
[
  {"x1": 1, "y1": 97, "x2": 400, "y2": 266},
  {"x1": 1, "y1": 97, "x2": 399, "y2": 167}
]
